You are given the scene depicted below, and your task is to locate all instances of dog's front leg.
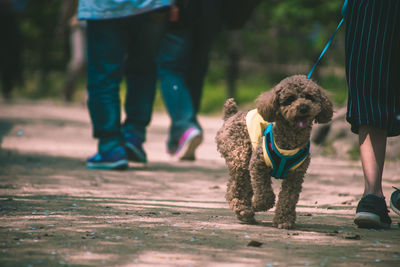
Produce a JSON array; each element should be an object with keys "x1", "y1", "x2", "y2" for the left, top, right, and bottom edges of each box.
[
  {"x1": 250, "y1": 142, "x2": 275, "y2": 212},
  {"x1": 273, "y1": 157, "x2": 310, "y2": 229}
]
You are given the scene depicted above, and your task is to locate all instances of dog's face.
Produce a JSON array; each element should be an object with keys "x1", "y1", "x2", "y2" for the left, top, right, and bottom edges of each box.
[{"x1": 257, "y1": 75, "x2": 333, "y2": 129}]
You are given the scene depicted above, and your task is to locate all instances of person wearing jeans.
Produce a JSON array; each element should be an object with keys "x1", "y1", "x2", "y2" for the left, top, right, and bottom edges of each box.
[
  {"x1": 157, "y1": 0, "x2": 223, "y2": 160},
  {"x1": 78, "y1": 0, "x2": 172, "y2": 169}
]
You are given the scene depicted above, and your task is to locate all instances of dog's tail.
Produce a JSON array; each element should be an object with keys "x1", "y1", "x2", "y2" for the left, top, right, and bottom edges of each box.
[{"x1": 222, "y1": 98, "x2": 238, "y2": 121}]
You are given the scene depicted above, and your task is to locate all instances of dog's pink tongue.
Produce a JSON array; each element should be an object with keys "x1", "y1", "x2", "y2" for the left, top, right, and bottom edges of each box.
[{"x1": 297, "y1": 120, "x2": 307, "y2": 128}]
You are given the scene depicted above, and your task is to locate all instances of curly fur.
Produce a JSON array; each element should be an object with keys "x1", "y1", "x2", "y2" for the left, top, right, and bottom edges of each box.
[{"x1": 215, "y1": 75, "x2": 333, "y2": 228}]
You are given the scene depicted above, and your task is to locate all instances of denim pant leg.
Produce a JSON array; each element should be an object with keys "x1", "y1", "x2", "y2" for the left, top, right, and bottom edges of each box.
[
  {"x1": 187, "y1": 4, "x2": 223, "y2": 114},
  {"x1": 158, "y1": 28, "x2": 199, "y2": 147},
  {"x1": 123, "y1": 12, "x2": 168, "y2": 143},
  {"x1": 187, "y1": 31, "x2": 218, "y2": 115},
  {"x1": 86, "y1": 19, "x2": 128, "y2": 153}
]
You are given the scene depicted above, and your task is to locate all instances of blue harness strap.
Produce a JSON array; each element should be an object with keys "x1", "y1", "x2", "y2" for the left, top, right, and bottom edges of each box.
[{"x1": 264, "y1": 123, "x2": 310, "y2": 179}]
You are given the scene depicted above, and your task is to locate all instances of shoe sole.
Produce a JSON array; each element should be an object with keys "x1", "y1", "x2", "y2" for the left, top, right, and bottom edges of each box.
[
  {"x1": 175, "y1": 132, "x2": 203, "y2": 161},
  {"x1": 354, "y1": 212, "x2": 390, "y2": 229},
  {"x1": 125, "y1": 143, "x2": 147, "y2": 163},
  {"x1": 390, "y1": 198, "x2": 400, "y2": 216},
  {"x1": 86, "y1": 159, "x2": 128, "y2": 170}
]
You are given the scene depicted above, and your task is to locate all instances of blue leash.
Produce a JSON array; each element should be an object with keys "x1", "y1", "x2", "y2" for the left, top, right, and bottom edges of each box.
[{"x1": 307, "y1": 17, "x2": 345, "y2": 79}]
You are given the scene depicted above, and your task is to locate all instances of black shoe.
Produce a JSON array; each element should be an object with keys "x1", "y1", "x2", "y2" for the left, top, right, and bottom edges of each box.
[
  {"x1": 354, "y1": 194, "x2": 391, "y2": 229},
  {"x1": 390, "y1": 186, "x2": 400, "y2": 216}
]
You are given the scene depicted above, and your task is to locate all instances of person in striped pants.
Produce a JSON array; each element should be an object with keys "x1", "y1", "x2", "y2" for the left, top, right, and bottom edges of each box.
[{"x1": 344, "y1": 0, "x2": 400, "y2": 229}]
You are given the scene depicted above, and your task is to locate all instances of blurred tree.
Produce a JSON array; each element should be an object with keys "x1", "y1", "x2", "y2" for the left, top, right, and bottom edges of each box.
[
  {"x1": 19, "y1": 0, "x2": 65, "y2": 96},
  {"x1": 0, "y1": 0, "x2": 26, "y2": 99},
  {"x1": 213, "y1": 0, "x2": 345, "y2": 96},
  {"x1": 14, "y1": 0, "x2": 345, "y2": 100}
]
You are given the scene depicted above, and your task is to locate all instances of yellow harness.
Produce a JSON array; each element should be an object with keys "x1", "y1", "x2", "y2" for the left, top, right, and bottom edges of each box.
[{"x1": 246, "y1": 109, "x2": 310, "y2": 179}]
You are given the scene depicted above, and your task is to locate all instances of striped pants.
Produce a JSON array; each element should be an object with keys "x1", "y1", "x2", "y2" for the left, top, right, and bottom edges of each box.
[{"x1": 345, "y1": 0, "x2": 400, "y2": 136}]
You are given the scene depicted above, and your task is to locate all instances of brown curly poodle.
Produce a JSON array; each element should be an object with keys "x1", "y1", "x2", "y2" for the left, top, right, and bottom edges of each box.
[{"x1": 215, "y1": 75, "x2": 333, "y2": 229}]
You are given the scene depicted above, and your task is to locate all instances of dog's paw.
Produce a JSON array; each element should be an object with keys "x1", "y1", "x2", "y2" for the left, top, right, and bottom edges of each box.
[
  {"x1": 236, "y1": 210, "x2": 256, "y2": 224},
  {"x1": 273, "y1": 220, "x2": 295, "y2": 229},
  {"x1": 277, "y1": 222, "x2": 294, "y2": 229},
  {"x1": 252, "y1": 199, "x2": 267, "y2": 212},
  {"x1": 251, "y1": 195, "x2": 274, "y2": 212}
]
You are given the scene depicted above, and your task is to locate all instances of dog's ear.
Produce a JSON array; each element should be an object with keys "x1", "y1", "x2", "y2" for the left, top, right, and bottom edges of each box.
[
  {"x1": 256, "y1": 89, "x2": 278, "y2": 122},
  {"x1": 315, "y1": 88, "x2": 333, "y2": 124}
]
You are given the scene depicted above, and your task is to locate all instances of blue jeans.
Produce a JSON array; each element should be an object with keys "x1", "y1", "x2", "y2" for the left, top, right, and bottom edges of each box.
[
  {"x1": 157, "y1": 3, "x2": 222, "y2": 147},
  {"x1": 157, "y1": 29, "x2": 198, "y2": 147},
  {"x1": 86, "y1": 10, "x2": 167, "y2": 153}
]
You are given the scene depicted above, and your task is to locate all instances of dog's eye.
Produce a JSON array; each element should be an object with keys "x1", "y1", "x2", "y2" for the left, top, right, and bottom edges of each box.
[
  {"x1": 305, "y1": 94, "x2": 315, "y2": 102},
  {"x1": 282, "y1": 96, "x2": 296, "y2": 106}
]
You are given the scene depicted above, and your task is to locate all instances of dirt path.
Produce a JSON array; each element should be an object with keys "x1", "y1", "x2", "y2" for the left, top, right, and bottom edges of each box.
[{"x1": 0, "y1": 100, "x2": 399, "y2": 267}]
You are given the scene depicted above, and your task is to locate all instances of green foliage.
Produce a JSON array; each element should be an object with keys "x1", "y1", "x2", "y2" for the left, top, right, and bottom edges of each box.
[
  {"x1": 215, "y1": 0, "x2": 345, "y2": 66},
  {"x1": 348, "y1": 145, "x2": 361, "y2": 160},
  {"x1": 321, "y1": 141, "x2": 336, "y2": 157},
  {"x1": 319, "y1": 75, "x2": 348, "y2": 106},
  {"x1": 21, "y1": 1, "x2": 66, "y2": 71},
  {"x1": 198, "y1": 82, "x2": 227, "y2": 114}
]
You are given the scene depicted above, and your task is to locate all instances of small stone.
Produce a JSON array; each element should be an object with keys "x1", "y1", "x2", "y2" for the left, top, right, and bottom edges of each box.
[
  {"x1": 209, "y1": 186, "x2": 220, "y2": 189},
  {"x1": 247, "y1": 240, "x2": 263, "y2": 247},
  {"x1": 344, "y1": 233, "x2": 361, "y2": 240}
]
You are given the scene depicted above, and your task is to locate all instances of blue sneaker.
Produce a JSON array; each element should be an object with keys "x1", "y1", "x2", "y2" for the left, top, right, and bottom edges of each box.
[
  {"x1": 124, "y1": 133, "x2": 147, "y2": 163},
  {"x1": 86, "y1": 146, "x2": 128, "y2": 170},
  {"x1": 167, "y1": 127, "x2": 202, "y2": 161}
]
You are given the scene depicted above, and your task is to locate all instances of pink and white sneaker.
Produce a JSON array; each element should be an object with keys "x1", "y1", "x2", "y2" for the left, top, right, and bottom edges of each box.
[{"x1": 168, "y1": 127, "x2": 203, "y2": 161}]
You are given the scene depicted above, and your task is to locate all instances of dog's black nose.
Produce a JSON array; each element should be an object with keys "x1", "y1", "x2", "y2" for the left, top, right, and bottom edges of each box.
[{"x1": 298, "y1": 104, "x2": 309, "y2": 114}]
